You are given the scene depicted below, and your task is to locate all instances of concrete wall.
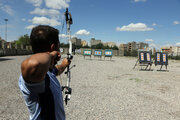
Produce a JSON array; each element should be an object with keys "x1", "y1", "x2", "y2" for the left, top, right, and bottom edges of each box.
[
  {"x1": 0, "y1": 47, "x2": 123, "y2": 57},
  {"x1": 0, "y1": 41, "x2": 33, "y2": 56},
  {"x1": 0, "y1": 48, "x2": 32, "y2": 56}
]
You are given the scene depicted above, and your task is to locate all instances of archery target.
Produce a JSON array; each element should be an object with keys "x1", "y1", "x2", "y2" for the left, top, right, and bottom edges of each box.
[
  {"x1": 94, "y1": 50, "x2": 102, "y2": 56},
  {"x1": 105, "y1": 51, "x2": 112, "y2": 56},
  {"x1": 157, "y1": 53, "x2": 160, "y2": 62},
  {"x1": 141, "y1": 53, "x2": 144, "y2": 61},
  {"x1": 147, "y1": 53, "x2": 150, "y2": 61},
  {"x1": 155, "y1": 52, "x2": 168, "y2": 65},
  {"x1": 84, "y1": 50, "x2": 91, "y2": 55},
  {"x1": 163, "y1": 54, "x2": 166, "y2": 62}
]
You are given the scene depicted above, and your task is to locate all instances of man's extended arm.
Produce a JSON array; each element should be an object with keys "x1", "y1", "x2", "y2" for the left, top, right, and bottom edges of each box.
[{"x1": 56, "y1": 58, "x2": 70, "y2": 75}]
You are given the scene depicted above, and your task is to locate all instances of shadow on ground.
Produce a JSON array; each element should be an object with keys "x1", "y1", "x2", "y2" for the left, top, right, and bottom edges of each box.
[{"x1": 0, "y1": 57, "x2": 14, "y2": 61}]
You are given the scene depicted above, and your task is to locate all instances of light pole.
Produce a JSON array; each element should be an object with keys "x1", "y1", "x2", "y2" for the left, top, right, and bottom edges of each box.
[{"x1": 4, "y1": 19, "x2": 8, "y2": 41}]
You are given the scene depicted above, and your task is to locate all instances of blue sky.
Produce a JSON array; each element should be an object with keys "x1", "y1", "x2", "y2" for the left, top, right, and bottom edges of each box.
[{"x1": 0, "y1": 0, "x2": 180, "y2": 49}]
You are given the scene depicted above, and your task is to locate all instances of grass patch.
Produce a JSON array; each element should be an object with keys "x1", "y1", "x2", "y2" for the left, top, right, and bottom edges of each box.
[
  {"x1": 129, "y1": 78, "x2": 143, "y2": 82},
  {"x1": 135, "y1": 78, "x2": 143, "y2": 82},
  {"x1": 129, "y1": 78, "x2": 133, "y2": 80}
]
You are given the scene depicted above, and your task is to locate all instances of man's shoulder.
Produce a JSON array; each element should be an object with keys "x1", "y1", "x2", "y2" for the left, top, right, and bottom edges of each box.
[{"x1": 19, "y1": 73, "x2": 45, "y2": 94}]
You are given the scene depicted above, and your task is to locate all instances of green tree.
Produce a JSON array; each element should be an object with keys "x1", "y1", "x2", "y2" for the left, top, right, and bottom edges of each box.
[
  {"x1": 75, "y1": 45, "x2": 82, "y2": 49},
  {"x1": 131, "y1": 50, "x2": 138, "y2": 57},
  {"x1": 102, "y1": 45, "x2": 110, "y2": 49},
  {"x1": 96, "y1": 43, "x2": 104, "y2": 49},
  {"x1": 111, "y1": 45, "x2": 119, "y2": 50},
  {"x1": 175, "y1": 55, "x2": 180, "y2": 60},
  {"x1": 91, "y1": 43, "x2": 104, "y2": 49},
  {"x1": 124, "y1": 50, "x2": 131, "y2": 56},
  {"x1": 82, "y1": 45, "x2": 90, "y2": 48},
  {"x1": 60, "y1": 43, "x2": 69, "y2": 48},
  {"x1": 16, "y1": 34, "x2": 30, "y2": 46}
]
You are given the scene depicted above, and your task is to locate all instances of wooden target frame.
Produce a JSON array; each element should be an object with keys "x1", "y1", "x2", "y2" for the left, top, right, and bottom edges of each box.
[
  {"x1": 155, "y1": 52, "x2": 168, "y2": 71},
  {"x1": 133, "y1": 51, "x2": 153, "y2": 70}
]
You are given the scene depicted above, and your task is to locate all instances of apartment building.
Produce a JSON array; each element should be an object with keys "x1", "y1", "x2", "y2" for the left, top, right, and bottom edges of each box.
[
  {"x1": 71, "y1": 37, "x2": 81, "y2": 46},
  {"x1": 90, "y1": 38, "x2": 101, "y2": 46}
]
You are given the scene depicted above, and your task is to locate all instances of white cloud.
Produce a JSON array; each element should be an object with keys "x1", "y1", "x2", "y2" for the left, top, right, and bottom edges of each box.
[
  {"x1": 25, "y1": 25, "x2": 36, "y2": 29},
  {"x1": 21, "y1": 18, "x2": 26, "y2": 21},
  {"x1": 45, "y1": 0, "x2": 70, "y2": 9},
  {"x1": 116, "y1": 23, "x2": 154, "y2": 31},
  {"x1": 149, "y1": 43, "x2": 157, "y2": 48},
  {"x1": 152, "y1": 23, "x2": 157, "y2": 26},
  {"x1": 173, "y1": 21, "x2": 179, "y2": 25},
  {"x1": 59, "y1": 34, "x2": 77, "y2": 39},
  {"x1": 0, "y1": 3, "x2": 14, "y2": 16},
  {"x1": 28, "y1": 19, "x2": 32, "y2": 22},
  {"x1": 145, "y1": 39, "x2": 154, "y2": 42},
  {"x1": 134, "y1": 0, "x2": 147, "y2": 2},
  {"x1": 26, "y1": 0, "x2": 42, "y2": 7},
  {"x1": 161, "y1": 44, "x2": 173, "y2": 48},
  {"x1": 30, "y1": 8, "x2": 61, "y2": 17},
  {"x1": 75, "y1": 29, "x2": 90, "y2": 35},
  {"x1": 31, "y1": 16, "x2": 61, "y2": 26},
  {"x1": 176, "y1": 42, "x2": 180, "y2": 46},
  {"x1": 59, "y1": 34, "x2": 69, "y2": 38}
]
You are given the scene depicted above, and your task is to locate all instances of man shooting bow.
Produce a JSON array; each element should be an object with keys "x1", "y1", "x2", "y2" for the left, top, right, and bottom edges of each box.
[{"x1": 19, "y1": 25, "x2": 70, "y2": 120}]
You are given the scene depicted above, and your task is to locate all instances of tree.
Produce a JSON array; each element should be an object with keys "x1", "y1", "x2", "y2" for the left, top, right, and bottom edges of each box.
[
  {"x1": 91, "y1": 43, "x2": 102, "y2": 49},
  {"x1": 131, "y1": 50, "x2": 138, "y2": 57},
  {"x1": 91, "y1": 43, "x2": 106, "y2": 49},
  {"x1": 82, "y1": 45, "x2": 90, "y2": 48},
  {"x1": 124, "y1": 50, "x2": 131, "y2": 56},
  {"x1": 75, "y1": 45, "x2": 82, "y2": 49},
  {"x1": 111, "y1": 45, "x2": 119, "y2": 50},
  {"x1": 16, "y1": 34, "x2": 30, "y2": 46},
  {"x1": 60, "y1": 43, "x2": 69, "y2": 48},
  {"x1": 96, "y1": 43, "x2": 104, "y2": 49},
  {"x1": 102, "y1": 45, "x2": 110, "y2": 49}
]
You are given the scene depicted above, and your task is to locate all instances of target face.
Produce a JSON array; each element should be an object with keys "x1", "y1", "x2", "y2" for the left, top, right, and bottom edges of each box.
[
  {"x1": 141, "y1": 53, "x2": 144, "y2": 61},
  {"x1": 94, "y1": 50, "x2": 102, "y2": 56},
  {"x1": 157, "y1": 53, "x2": 160, "y2": 62},
  {"x1": 105, "y1": 52, "x2": 111, "y2": 55},
  {"x1": 84, "y1": 50, "x2": 91, "y2": 55},
  {"x1": 105, "y1": 50, "x2": 112, "y2": 56},
  {"x1": 147, "y1": 53, "x2": 150, "y2": 61},
  {"x1": 163, "y1": 54, "x2": 166, "y2": 62}
]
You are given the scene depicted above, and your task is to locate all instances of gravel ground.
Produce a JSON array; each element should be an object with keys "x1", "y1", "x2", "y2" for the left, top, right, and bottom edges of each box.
[{"x1": 0, "y1": 55, "x2": 180, "y2": 120}]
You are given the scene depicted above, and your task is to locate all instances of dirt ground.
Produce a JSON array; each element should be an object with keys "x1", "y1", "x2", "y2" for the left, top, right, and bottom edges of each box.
[{"x1": 0, "y1": 55, "x2": 180, "y2": 120}]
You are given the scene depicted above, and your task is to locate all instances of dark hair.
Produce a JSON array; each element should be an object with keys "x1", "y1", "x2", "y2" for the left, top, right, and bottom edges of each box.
[{"x1": 30, "y1": 25, "x2": 59, "y2": 53}]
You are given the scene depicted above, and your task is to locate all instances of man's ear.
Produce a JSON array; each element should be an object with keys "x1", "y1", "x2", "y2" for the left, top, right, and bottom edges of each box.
[{"x1": 50, "y1": 44, "x2": 55, "y2": 52}]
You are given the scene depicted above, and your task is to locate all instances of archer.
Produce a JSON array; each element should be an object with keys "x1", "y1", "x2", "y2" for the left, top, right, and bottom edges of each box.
[{"x1": 19, "y1": 25, "x2": 70, "y2": 120}]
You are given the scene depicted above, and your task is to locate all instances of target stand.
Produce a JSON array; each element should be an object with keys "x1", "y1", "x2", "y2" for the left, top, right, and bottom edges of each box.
[
  {"x1": 104, "y1": 50, "x2": 112, "y2": 60},
  {"x1": 94, "y1": 50, "x2": 102, "y2": 60},
  {"x1": 133, "y1": 51, "x2": 153, "y2": 71},
  {"x1": 83, "y1": 50, "x2": 92, "y2": 59},
  {"x1": 155, "y1": 52, "x2": 168, "y2": 71}
]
